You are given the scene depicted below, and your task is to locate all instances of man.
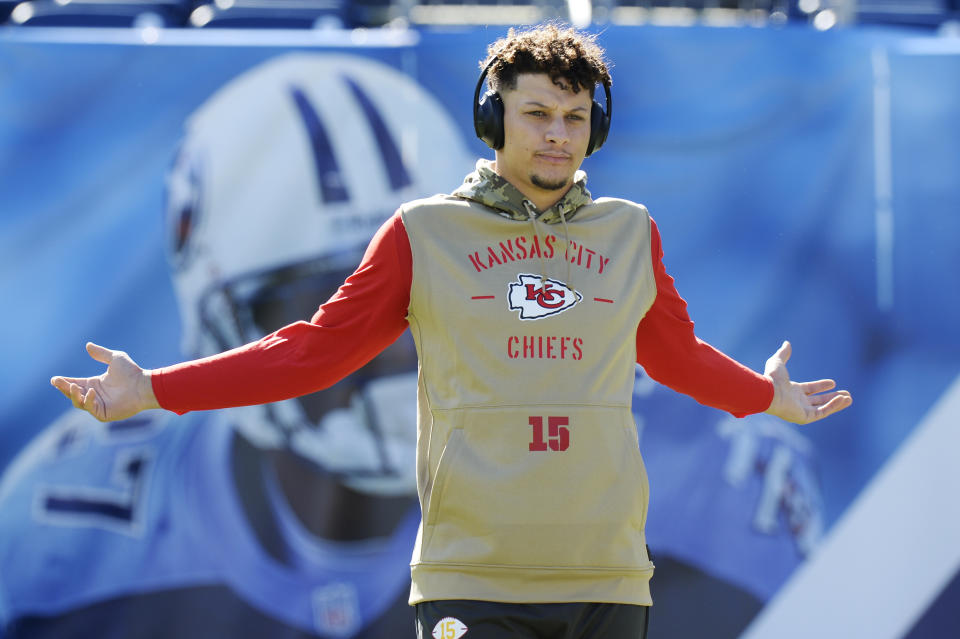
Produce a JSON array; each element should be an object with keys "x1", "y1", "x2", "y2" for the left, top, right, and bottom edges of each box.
[{"x1": 52, "y1": 24, "x2": 851, "y2": 639}]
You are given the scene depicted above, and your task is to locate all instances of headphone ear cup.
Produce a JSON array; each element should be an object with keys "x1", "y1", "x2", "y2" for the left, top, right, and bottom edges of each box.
[
  {"x1": 475, "y1": 90, "x2": 505, "y2": 150},
  {"x1": 585, "y1": 98, "x2": 610, "y2": 157}
]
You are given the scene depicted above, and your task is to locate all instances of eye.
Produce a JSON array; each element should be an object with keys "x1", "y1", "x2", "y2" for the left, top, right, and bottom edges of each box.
[
  {"x1": 566, "y1": 113, "x2": 586, "y2": 122},
  {"x1": 526, "y1": 110, "x2": 546, "y2": 117}
]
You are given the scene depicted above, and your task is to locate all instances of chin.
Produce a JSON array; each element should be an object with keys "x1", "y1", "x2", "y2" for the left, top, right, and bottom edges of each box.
[{"x1": 529, "y1": 174, "x2": 570, "y2": 192}]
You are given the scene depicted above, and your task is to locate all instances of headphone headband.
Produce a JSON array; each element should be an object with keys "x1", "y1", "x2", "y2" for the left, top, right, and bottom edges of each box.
[{"x1": 472, "y1": 57, "x2": 612, "y2": 157}]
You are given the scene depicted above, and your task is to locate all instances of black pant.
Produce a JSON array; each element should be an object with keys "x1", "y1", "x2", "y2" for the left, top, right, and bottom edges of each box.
[{"x1": 415, "y1": 600, "x2": 650, "y2": 639}]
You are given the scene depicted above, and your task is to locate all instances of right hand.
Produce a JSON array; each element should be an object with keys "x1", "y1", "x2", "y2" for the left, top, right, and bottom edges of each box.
[{"x1": 50, "y1": 343, "x2": 159, "y2": 422}]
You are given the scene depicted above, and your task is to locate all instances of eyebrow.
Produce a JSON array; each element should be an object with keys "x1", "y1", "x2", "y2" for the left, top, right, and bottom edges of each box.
[{"x1": 522, "y1": 101, "x2": 589, "y2": 112}]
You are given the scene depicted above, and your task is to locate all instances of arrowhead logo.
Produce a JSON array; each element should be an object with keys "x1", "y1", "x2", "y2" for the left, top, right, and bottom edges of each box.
[
  {"x1": 432, "y1": 616, "x2": 469, "y2": 639},
  {"x1": 508, "y1": 274, "x2": 582, "y2": 320}
]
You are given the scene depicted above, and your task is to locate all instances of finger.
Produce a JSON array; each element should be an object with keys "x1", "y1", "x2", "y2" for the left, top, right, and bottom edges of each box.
[
  {"x1": 764, "y1": 340, "x2": 792, "y2": 376},
  {"x1": 51, "y1": 376, "x2": 77, "y2": 396},
  {"x1": 775, "y1": 340, "x2": 792, "y2": 363},
  {"x1": 777, "y1": 340, "x2": 793, "y2": 364},
  {"x1": 798, "y1": 379, "x2": 837, "y2": 395},
  {"x1": 814, "y1": 393, "x2": 853, "y2": 420},
  {"x1": 82, "y1": 387, "x2": 96, "y2": 410},
  {"x1": 69, "y1": 382, "x2": 86, "y2": 409},
  {"x1": 86, "y1": 342, "x2": 115, "y2": 366},
  {"x1": 807, "y1": 389, "x2": 847, "y2": 407},
  {"x1": 81, "y1": 387, "x2": 105, "y2": 421}
]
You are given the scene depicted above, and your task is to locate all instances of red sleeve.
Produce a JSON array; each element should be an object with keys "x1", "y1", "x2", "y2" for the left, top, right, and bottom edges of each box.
[
  {"x1": 152, "y1": 212, "x2": 412, "y2": 415},
  {"x1": 635, "y1": 217, "x2": 774, "y2": 417}
]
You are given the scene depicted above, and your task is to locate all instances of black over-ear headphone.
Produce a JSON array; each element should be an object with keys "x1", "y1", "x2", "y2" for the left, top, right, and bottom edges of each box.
[{"x1": 473, "y1": 57, "x2": 612, "y2": 157}]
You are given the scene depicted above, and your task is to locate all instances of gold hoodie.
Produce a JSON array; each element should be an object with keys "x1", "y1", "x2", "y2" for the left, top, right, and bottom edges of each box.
[{"x1": 403, "y1": 161, "x2": 658, "y2": 605}]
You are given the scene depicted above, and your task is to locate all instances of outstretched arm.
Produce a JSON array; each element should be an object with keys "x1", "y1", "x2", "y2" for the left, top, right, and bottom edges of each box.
[
  {"x1": 50, "y1": 342, "x2": 159, "y2": 422},
  {"x1": 51, "y1": 212, "x2": 413, "y2": 421},
  {"x1": 636, "y1": 217, "x2": 774, "y2": 417},
  {"x1": 763, "y1": 340, "x2": 852, "y2": 424},
  {"x1": 637, "y1": 218, "x2": 852, "y2": 423}
]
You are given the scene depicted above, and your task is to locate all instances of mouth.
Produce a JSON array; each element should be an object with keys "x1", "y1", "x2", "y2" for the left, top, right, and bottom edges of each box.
[{"x1": 534, "y1": 151, "x2": 572, "y2": 165}]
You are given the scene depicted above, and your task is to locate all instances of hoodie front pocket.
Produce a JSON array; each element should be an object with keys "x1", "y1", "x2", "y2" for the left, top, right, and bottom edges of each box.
[
  {"x1": 420, "y1": 407, "x2": 649, "y2": 570},
  {"x1": 424, "y1": 427, "x2": 465, "y2": 527}
]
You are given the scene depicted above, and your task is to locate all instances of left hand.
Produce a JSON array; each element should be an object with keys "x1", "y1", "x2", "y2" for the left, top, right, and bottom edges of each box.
[{"x1": 763, "y1": 340, "x2": 852, "y2": 424}]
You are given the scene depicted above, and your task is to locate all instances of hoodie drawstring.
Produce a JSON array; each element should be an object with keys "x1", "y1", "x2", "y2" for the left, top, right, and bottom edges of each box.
[
  {"x1": 524, "y1": 200, "x2": 574, "y2": 293},
  {"x1": 523, "y1": 200, "x2": 549, "y2": 290},
  {"x1": 558, "y1": 204, "x2": 573, "y2": 290}
]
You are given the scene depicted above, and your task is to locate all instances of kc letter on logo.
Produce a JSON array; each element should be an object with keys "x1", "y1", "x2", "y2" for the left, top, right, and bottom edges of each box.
[{"x1": 508, "y1": 274, "x2": 582, "y2": 320}]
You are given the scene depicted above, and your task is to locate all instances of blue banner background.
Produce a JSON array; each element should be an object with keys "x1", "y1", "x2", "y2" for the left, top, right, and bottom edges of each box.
[{"x1": 1, "y1": 23, "x2": 958, "y2": 638}]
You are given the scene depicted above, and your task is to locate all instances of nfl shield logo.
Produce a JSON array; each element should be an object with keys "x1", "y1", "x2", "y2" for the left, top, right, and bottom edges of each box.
[{"x1": 312, "y1": 582, "x2": 360, "y2": 637}]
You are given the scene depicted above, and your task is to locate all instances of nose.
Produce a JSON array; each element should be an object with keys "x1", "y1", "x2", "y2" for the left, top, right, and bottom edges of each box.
[{"x1": 544, "y1": 115, "x2": 569, "y2": 145}]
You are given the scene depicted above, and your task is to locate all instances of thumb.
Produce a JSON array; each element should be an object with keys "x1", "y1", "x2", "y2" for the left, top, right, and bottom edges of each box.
[
  {"x1": 86, "y1": 342, "x2": 115, "y2": 366},
  {"x1": 764, "y1": 340, "x2": 792, "y2": 376}
]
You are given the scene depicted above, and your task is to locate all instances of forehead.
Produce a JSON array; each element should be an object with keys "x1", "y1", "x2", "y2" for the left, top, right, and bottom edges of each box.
[{"x1": 504, "y1": 73, "x2": 592, "y2": 109}]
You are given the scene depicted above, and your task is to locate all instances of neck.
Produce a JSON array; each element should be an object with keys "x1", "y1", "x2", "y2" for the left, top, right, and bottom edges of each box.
[{"x1": 525, "y1": 189, "x2": 568, "y2": 213}]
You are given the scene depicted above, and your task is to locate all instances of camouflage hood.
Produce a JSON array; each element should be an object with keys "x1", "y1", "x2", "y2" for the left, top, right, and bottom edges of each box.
[{"x1": 452, "y1": 159, "x2": 593, "y2": 223}]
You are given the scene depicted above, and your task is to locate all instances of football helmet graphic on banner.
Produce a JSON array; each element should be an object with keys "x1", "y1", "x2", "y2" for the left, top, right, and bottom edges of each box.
[{"x1": 165, "y1": 53, "x2": 473, "y2": 497}]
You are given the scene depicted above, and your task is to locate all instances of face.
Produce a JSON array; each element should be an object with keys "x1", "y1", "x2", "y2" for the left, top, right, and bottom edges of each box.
[{"x1": 495, "y1": 73, "x2": 593, "y2": 210}]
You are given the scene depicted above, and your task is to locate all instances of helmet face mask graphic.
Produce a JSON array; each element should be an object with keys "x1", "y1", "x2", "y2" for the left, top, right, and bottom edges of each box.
[
  {"x1": 194, "y1": 248, "x2": 422, "y2": 497},
  {"x1": 165, "y1": 53, "x2": 473, "y2": 502}
]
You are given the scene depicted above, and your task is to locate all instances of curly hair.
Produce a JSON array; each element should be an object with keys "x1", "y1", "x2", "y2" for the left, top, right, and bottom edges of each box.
[{"x1": 481, "y1": 23, "x2": 611, "y2": 95}]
